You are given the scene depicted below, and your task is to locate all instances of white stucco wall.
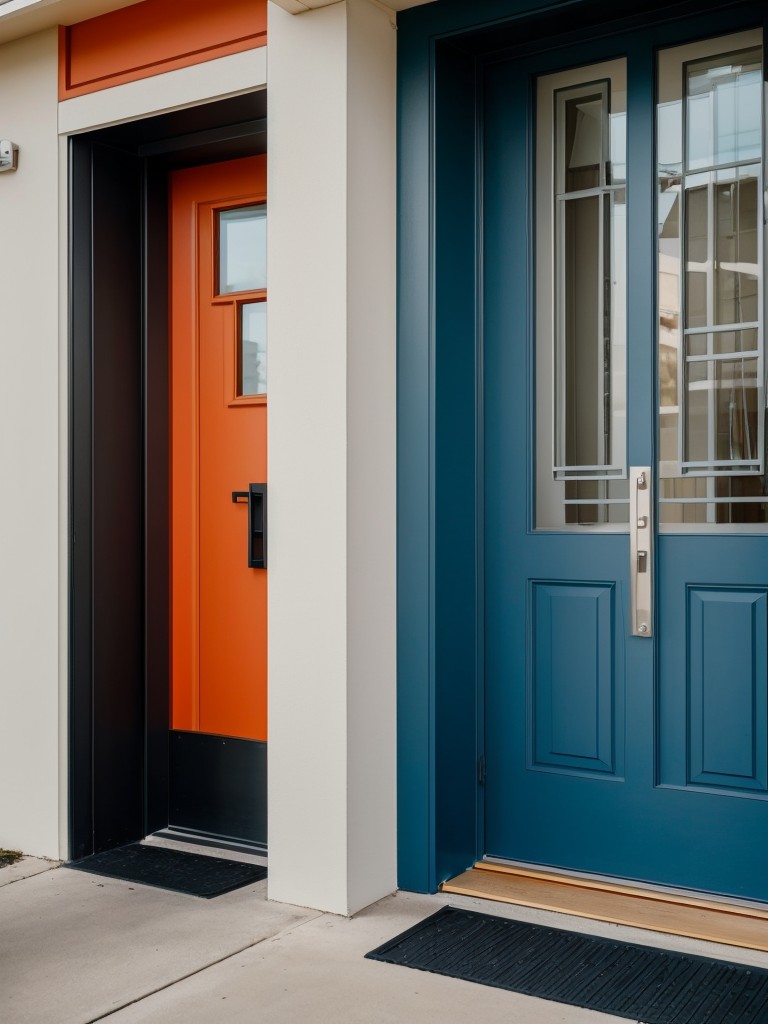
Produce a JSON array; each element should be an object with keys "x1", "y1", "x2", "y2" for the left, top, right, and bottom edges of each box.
[
  {"x1": 0, "y1": 0, "x2": 144, "y2": 45},
  {"x1": 345, "y1": 0, "x2": 398, "y2": 916},
  {"x1": 0, "y1": 28, "x2": 62, "y2": 859},
  {"x1": 267, "y1": 0, "x2": 397, "y2": 915}
]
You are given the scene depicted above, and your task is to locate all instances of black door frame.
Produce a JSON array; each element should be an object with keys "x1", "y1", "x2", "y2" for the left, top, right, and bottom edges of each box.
[{"x1": 68, "y1": 95, "x2": 267, "y2": 859}]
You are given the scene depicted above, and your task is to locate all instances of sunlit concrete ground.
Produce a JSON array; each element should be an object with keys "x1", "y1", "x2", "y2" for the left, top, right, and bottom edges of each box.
[{"x1": 3, "y1": 848, "x2": 767, "y2": 1024}]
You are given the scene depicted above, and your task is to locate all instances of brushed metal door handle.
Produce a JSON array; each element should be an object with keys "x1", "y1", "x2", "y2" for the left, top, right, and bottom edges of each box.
[{"x1": 629, "y1": 467, "x2": 653, "y2": 637}]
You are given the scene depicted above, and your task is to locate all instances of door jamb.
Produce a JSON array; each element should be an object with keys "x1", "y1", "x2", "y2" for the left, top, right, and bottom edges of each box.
[{"x1": 68, "y1": 107, "x2": 267, "y2": 859}]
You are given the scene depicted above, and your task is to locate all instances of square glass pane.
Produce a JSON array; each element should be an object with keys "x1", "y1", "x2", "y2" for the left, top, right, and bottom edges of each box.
[
  {"x1": 684, "y1": 357, "x2": 759, "y2": 463},
  {"x1": 239, "y1": 302, "x2": 267, "y2": 396},
  {"x1": 564, "y1": 479, "x2": 629, "y2": 526},
  {"x1": 559, "y1": 88, "x2": 606, "y2": 193},
  {"x1": 714, "y1": 173, "x2": 759, "y2": 325},
  {"x1": 219, "y1": 205, "x2": 266, "y2": 294},
  {"x1": 687, "y1": 328, "x2": 758, "y2": 357},
  {"x1": 686, "y1": 48, "x2": 762, "y2": 170},
  {"x1": 609, "y1": 110, "x2": 627, "y2": 185}
]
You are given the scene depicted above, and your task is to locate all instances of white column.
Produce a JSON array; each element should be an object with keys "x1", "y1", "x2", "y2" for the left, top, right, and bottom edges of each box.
[
  {"x1": 0, "y1": 28, "x2": 62, "y2": 859},
  {"x1": 267, "y1": 0, "x2": 397, "y2": 915}
]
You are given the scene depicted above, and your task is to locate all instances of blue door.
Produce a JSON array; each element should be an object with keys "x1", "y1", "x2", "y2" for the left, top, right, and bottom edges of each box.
[{"x1": 484, "y1": 22, "x2": 768, "y2": 899}]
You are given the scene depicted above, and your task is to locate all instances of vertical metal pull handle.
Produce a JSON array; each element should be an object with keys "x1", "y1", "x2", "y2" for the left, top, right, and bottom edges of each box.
[
  {"x1": 629, "y1": 466, "x2": 653, "y2": 637},
  {"x1": 232, "y1": 483, "x2": 267, "y2": 569},
  {"x1": 248, "y1": 483, "x2": 267, "y2": 569}
]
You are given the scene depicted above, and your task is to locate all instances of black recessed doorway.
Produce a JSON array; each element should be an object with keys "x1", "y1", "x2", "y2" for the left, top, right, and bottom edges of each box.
[{"x1": 69, "y1": 91, "x2": 268, "y2": 860}]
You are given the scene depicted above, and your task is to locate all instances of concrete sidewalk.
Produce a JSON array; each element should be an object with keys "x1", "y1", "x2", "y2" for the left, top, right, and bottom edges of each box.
[{"x1": 3, "y1": 851, "x2": 768, "y2": 1024}]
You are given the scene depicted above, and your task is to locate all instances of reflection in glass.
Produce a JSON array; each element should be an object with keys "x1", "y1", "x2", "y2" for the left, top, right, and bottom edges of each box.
[
  {"x1": 658, "y1": 36, "x2": 766, "y2": 527},
  {"x1": 561, "y1": 90, "x2": 604, "y2": 192},
  {"x1": 563, "y1": 196, "x2": 601, "y2": 465},
  {"x1": 685, "y1": 185, "x2": 708, "y2": 328},
  {"x1": 537, "y1": 63, "x2": 628, "y2": 529},
  {"x1": 239, "y1": 302, "x2": 267, "y2": 396},
  {"x1": 688, "y1": 328, "x2": 757, "y2": 357},
  {"x1": 685, "y1": 358, "x2": 758, "y2": 463},
  {"x1": 714, "y1": 174, "x2": 759, "y2": 325},
  {"x1": 219, "y1": 205, "x2": 267, "y2": 294},
  {"x1": 554, "y1": 82, "x2": 626, "y2": 482},
  {"x1": 609, "y1": 111, "x2": 627, "y2": 185},
  {"x1": 564, "y1": 479, "x2": 629, "y2": 526},
  {"x1": 686, "y1": 50, "x2": 762, "y2": 170}
]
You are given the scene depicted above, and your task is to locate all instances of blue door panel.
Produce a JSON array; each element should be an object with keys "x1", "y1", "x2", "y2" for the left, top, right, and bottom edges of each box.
[
  {"x1": 687, "y1": 588, "x2": 767, "y2": 791},
  {"x1": 483, "y1": 22, "x2": 768, "y2": 900},
  {"x1": 395, "y1": 0, "x2": 768, "y2": 896},
  {"x1": 531, "y1": 582, "x2": 618, "y2": 776},
  {"x1": 659, "y1": 537, "x2": 768, "y2": 798}
]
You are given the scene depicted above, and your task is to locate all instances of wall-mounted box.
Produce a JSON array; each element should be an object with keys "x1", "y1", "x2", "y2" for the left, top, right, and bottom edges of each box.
[{"x1": 0, "y1": 140, "x2": 18, "y2": 172}]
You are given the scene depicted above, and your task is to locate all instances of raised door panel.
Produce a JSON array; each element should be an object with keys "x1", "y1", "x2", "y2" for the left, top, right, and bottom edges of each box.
[
  {"x1": 688, "y1": 587, "x2": 768, "y2": 793},
  {"x1": 530, "y1": 582, "x2": 621, "y2": 777}
]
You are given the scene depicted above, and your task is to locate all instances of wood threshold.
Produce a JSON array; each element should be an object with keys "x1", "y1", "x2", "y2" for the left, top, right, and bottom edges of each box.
[{"x1": 440, "y1": 863, "x2": 768, "y2": 952}]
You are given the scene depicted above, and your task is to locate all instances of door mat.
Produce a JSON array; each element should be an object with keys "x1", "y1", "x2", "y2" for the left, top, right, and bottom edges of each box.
[
  {"x1": 365, "y1": 906, "x2": 768, "y2": 1024},
  {"x1": 67, "y1": 843, "x2": 267, "y2": 898}
]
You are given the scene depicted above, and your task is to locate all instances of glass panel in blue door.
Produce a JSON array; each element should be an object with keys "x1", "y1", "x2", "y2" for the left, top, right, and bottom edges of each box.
[
  {"x1": 554, "y1": 85, "x2": 625, "y2": 481},
  {"x1": 658, "y1": 35, "x2": 766, "y2": 526},
  {"x1": 537, "y1": 62, "x2": 628, "y2": 528}
]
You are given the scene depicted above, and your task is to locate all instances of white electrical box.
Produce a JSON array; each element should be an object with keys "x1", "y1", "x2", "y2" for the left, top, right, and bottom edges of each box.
[{"x1": 0, "y1": 140, "x2": 19, "y2": 173}]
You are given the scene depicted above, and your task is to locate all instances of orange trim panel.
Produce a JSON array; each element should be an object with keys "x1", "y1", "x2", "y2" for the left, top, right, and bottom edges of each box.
[{"x1": 59, "y1": 0, "x2": 267, "y2": 100}]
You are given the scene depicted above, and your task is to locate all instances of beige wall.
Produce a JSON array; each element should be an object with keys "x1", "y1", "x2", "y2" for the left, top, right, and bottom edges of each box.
[
  {"x1": 0, "y1": 1, "x2": 144, "y2": 46},
  {"x1": 267, "y1": 0, "x2": 397, "y2": 915},
  {"x1": 0, "y1": 28, "x2": 61, "y2": 859},
  {"x1": 345, "y1": 0, "x2": 398, "y2": 916}
]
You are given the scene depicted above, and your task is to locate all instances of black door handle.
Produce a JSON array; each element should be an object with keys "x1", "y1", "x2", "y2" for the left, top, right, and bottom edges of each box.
[{"x1": 231, "y1": 483, "x2": 267, "y2": 569}]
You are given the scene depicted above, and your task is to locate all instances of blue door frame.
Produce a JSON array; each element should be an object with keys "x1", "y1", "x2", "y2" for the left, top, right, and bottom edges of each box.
[{"x1": 396, "y1": 0, "x2": 768, "y2": 894}]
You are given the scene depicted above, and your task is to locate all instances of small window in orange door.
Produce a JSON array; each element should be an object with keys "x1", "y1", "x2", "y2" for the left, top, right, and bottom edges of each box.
[
  {"x1": 238, "y1": 300, "x2": 267, "y2": 396},
  {"x1": 218, "y1": 204, "x2": 267, "y2": 295}
]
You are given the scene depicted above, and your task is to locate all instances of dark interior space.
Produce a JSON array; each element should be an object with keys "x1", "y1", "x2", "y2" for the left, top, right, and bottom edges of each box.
[{"x1": 69, "y1": 90, "x2": 267, "y2": 859}]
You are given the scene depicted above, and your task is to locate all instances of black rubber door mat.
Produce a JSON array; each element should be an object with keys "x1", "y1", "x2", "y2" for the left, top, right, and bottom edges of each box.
[
  {"x1": 366, "y1": 906, "x2": 768, "y2": 1024},
  {"x1": 67, "y1": 844, "x2": 267, "y2": 898}
]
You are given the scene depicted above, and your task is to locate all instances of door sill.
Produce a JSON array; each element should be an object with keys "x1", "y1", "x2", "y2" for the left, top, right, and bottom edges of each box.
[
  {"x1": 440, "y1": 861, "x2": 768, "y2": 952},
  {"x1": 151, "y1": 827, "x2": 267, "y2": 860}
]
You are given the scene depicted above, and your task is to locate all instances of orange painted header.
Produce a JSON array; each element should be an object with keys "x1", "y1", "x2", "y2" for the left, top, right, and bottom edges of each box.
[{"x1": 59, "y1": 0, "x2": 267, "y2": 100}]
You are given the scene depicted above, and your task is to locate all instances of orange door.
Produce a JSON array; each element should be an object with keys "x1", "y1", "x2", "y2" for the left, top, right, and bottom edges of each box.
[{"x1": 170, "y1": 156, "x2": 267, "y2": 742}]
